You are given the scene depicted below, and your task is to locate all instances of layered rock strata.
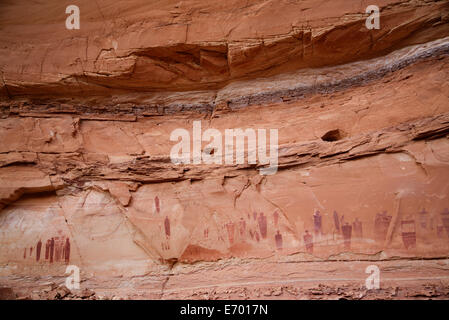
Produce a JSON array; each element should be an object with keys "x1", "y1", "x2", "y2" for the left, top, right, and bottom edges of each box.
[{"x1": 0, "y1": 0, "x2": 449, "y2": 299}]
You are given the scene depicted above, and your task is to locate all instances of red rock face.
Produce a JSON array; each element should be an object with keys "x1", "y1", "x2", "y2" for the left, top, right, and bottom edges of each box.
[{"x1": 0, "y1": 0, "x2": 449, "y2": 300}]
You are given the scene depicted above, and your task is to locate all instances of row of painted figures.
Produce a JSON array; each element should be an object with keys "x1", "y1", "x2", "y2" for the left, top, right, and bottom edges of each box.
[
  {"x1": 23, "y1": 206, "x2": 448, "y2": 260},
  {"x1": 203, "y1": 207, "x2": 449, "y2": 253},
  {"x1": 23, "y1": 237, "x2": 70, "y2": 264},
  {"x1": 152, "y1": 195, "x2": 449, "y2": 252}
]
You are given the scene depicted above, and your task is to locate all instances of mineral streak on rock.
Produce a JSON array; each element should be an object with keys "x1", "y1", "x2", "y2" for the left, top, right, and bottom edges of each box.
[{"x1": 0, "y1": 0, "x2": 449, "y2": 300}]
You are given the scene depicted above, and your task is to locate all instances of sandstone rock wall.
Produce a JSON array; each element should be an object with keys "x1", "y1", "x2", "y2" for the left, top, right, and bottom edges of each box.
[{"x1": 0, "y1": 0, "x2": 449, "y2": 299}]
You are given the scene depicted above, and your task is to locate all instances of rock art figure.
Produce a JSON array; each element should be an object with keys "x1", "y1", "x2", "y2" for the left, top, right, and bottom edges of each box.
[
  {"x1": 164, "y1": 216, "x2": 170, "y2": 239},
  {"x1": 49, "y1": 238, "x2": 55, "y2": 263},
  {"x1": 437, "y1": 225, "x2": 445, "y2": 238},
  {"x1": 374, "y1": 211, "x2": 392, "y2": 242},
  {"x1": 36, "y1": 240, "x2": 42, "y2": 262},
  {"x1": 401, "y1": 218, "x2": 416, "y2": 249},
  {"x1": 333, "y1": 210, "x2": 340, "y2": 233},
  {"x1": 273, "y1": 210, "x2": 279, "y2": 227},
  {"x1": 341, "y1": 223, "x2": 352, "y2": 249},
  {"x1": 239, "y1": 218, "x2": 246, "y2": 238},
  {"x1": 54, "y1": 237, "x2": 64, "y2": 262},
  {"x1": 304, "y1": 230, "x2": 313, "y2": 253},
  {"x1": 64, "y1": 238, "x2": 71, "y2": 264},
  {"x1": 313, "y1": 210, "x2": 322, "y2": 236},
  {"x1": 353, "y1": 218, "x2": 363, "y2": 238},
  {"x1": 154, "y1": 196, "x2": 160, "y2": 215},
  {"x1": 226, "y1": 222, "x2": 235, "y2": 244},
  {"x1": 275, "y1": 231, "x2": 283, "y2": 250},
  {"x1": 258, "y1": 212, "x2": 267, "y2": 239},
  {"x1": 45, "y1": 239, "x2": 50, "y2": 260},
  {"x1": 441, "y1": 208, "x2": 449, "y2": 238},
  {"x1": 419, "y1": 209, "x2": 428, "y2": 229}
]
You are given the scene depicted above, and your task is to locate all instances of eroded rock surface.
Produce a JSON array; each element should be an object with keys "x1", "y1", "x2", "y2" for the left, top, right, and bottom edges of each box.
[{"x1": 0, "y1": 0, "x2": 449, "y2": 299}]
